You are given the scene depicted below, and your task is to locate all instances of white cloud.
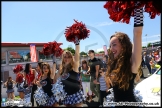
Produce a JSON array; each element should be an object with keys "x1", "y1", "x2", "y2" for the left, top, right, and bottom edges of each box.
[{"x1": 96, "y1": 22, "x2": 115, "y2": 27}]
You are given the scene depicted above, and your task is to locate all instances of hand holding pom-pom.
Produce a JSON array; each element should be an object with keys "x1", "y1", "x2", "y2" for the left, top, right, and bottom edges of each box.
[
  {"x1": 74, "y1": 36, "x2": 80, "y2": 45},
  {"x1": 41, "y1": 41, "x2": 63, "y2": 57},
  {"x1": 104, "y1": 1, "x2": 161, "y2": 24},
  {"x1": 64, "y1": 19, "x2": 90, "y2": 42}
]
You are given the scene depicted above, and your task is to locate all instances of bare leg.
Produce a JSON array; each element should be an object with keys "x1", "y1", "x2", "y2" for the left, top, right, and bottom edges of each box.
[
  {"x1": 53, "y1": 103, "x2": 59, "y2": 107},
  {"x1": 74, "y1": 103, "x2": 83, "y2": 107},
  {"x1": 11, "y1": 92, "x2": 15, "y2": 99}
]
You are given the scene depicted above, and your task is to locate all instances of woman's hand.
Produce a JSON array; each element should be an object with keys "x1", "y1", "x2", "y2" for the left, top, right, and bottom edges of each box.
[
  {"x1": 36, "y1": 81, "x2": 41, "y2": 87},
  {"x1": 93, "y1": 79, "x2": 99, "y2": 84},
  {"x1": 85, "y1": 72, "x2": 90, "y2": 76}
]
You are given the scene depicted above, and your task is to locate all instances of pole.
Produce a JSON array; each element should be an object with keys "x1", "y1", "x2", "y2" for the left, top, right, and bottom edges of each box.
[{"x1": 145, "y1": 34, "x2": 147, "y2": 48}]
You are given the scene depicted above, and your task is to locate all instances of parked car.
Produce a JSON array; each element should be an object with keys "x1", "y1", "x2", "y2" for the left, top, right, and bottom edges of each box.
[{"x1": 135, "y1": 67, "x2": 161, "y2": 107}]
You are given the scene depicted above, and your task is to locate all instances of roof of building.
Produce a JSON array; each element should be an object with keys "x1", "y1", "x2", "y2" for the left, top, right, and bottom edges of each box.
[{"x1": 1, "y1": 42, "x2": 63, "y2": 47}]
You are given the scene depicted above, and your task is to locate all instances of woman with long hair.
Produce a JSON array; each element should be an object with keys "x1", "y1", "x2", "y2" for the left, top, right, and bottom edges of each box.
[
  {"x1": 35, "y1": 59, "x2": 58, "y2": 107},
  {"x1": 105, "y1": 5, "x2": 144, "y2": 106},
  {"x1": 56, "y1": 37, "x2": 85, "y2": 107},
  {"x1": 24, "y1": 63, "x2": 36, "y2": 107},
  {"x1": 79, "y1": 60, "x2": 92, "y2": 102},
  {"x1": 4, "y1": 77, "x2": 16, "y2": 100},
  {"x1": 14, "y1": 64, "x2": 25, "y2": 99}
]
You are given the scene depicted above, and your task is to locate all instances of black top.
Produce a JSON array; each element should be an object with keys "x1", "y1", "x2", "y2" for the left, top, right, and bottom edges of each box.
[
  {"x1": 88, "y1": 58, "x2": 100, "y2": 77},
  {"x1": 40, "y1": 77, "x2": 53, "y2": 97},
  {"x1": 100, "y1": 61, "x2": 107, "y2": 69},
  {"x1": 61, "y1": 70, "x2": 80, "y2": 95},
  {"x1": 113, "y1": 73, "x2": 137, "y2": 102},
  {"x1": 7, "y1": 81, "x2": 13, "y2": 90}
]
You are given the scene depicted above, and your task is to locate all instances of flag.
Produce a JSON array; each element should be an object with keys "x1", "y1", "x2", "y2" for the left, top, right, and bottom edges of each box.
[
  {"x1": 30, "y1": 44, "x2": 38, "y2": 62},
  {"x1": 103, "y1": 45, "x2": 108, "y2": 55}
]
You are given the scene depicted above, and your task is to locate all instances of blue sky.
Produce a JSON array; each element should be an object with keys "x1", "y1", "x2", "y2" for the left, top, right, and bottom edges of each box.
[{"x1": 2, "y1": 2, "x2": 161, "y2": 52}]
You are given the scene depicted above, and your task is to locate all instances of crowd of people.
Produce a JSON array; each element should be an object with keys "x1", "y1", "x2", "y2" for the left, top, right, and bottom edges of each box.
[
  {"x1": 141, "y1": 47, "x2": 161, "y2": 75},
  {"x1": 2, "y1": 3, "x2": 161, "y2": 107}
]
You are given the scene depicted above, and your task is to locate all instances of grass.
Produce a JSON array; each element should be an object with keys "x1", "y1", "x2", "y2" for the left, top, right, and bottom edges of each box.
[{"x1": 14, "y1": 96, "x2": 20, "y2": 99}]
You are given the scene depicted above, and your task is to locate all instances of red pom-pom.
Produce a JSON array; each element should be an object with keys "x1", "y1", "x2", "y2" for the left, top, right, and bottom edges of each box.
[
  {"x1": 144, "y1": 1, "x2": 161, "y2": 19},
  {"x1": 64, "y1": 19, "x2": 90, "y2": 42},
  {"x1": 16, "y1": 73, "x2": 23, "y2": 83},
  {"x1": 49, "y1": 41, "x2": 63, "y2": 57},
  {"x1": 41, "y1": 43, "x2": 51, "y2": 56},
  {"x1": 104, "y1": 1, "x2": 161, "y2": 24},
  {"x1": 41, "y1": 41, "x2": 63, "y2": 57},
  {"x1": 13, "y1": 64, "x2": 23, "y2": 74}
]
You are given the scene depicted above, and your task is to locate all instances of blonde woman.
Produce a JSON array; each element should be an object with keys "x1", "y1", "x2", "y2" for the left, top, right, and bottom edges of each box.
[{"x1": 57, "y1": 37, "x2": 85, "y2": 107}]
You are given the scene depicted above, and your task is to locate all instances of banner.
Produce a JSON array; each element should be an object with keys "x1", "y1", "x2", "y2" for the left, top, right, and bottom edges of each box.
[
  {"x1": 103, "y1": 45, "x2": 108, "y2": 55},
  {"x1": 30, "y1": 44, "x2": 38, "y2": 62}
]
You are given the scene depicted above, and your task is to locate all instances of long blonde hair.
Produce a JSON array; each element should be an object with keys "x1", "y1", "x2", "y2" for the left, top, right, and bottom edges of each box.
[{"x1": 60, "y1": 51, "x2": 75, "y2": 75}]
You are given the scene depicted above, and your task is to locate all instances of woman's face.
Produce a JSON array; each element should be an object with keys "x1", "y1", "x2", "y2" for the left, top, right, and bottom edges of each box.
[
  {"x1": 42, "y1": 65, "x2": 49, "y2": 74},
  {"x1": 37, "y1": 64, "x2": 40, "y2": 70},
  {"x1": 29, "y1": 64, "x2": 32, "y2": 70},
  {"x1": 9, "y1": 77, "x2": 12, "y2": 81},
  {"x1": 110, "y1": 37, "x2": 122, "y2": 58},
  {"x1": 83, "y1": 63, "x2": 86, "y2": 67},
  {"x1": 63, "y1": 54, "x2": 72, "y2": 65}
]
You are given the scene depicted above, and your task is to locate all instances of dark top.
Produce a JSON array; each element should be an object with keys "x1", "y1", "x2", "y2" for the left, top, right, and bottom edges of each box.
[
  {"x1": 40, "y1": 77, "x2": 53, "y2": 97},
  {"x1": 113, "y1": 73, "x2": 137, "y2": 102},
  {"x1": 7, "y1": 81, "x2": 13, "y2": 90},
  {"x1": 88, "y1": 58, "x2": 100, "y2": 77},
  {"x1": 145, "y1": 55, "x2": 152, "y2": 64},
  {"x1": 100, "y1": 61, "x2": 107, "y2": 69},
  {"x1": 61, "y1": 70, "x2": 80, "y2": 95}
]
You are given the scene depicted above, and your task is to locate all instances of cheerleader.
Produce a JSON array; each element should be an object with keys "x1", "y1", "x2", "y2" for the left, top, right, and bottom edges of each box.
[
  {"x1": 105, "y1": 2, "x2": 144, "y2": 107},
  {"x1": 33, "y1": 62, "x2": 43, "y2": 106},
  {"x1": 4, "y1": 77, "x2": 16, "y2": 100},
  {"x1": 14, "y1": 64, "x2": 25, "y2": 99},
  {"x1": 57, "y1": 36, "x2": 85, "y2": 107},
  {"x1": 35, "y1": 56, "x2": 58, "y2": 107},
  {"x1": 24, "y1": 63, "x2": 36, "y2": 107}
]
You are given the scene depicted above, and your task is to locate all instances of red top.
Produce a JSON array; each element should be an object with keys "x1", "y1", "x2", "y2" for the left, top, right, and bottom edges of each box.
[
  {"x1": 26, "y1": 70, "x2": 35, "y2": 86},
  {"x1": 34, "y1": 71, "x2": 42, "y2": 84}
]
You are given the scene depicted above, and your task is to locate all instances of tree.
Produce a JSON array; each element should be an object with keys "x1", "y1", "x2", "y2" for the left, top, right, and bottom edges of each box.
[
  {"x1": 147, "y1": 43, "x2": 151, "y2": 47},
  {"x1": 98, "y1": 51, "x2": 104, "y2": 53},
  {"x1": 80, "y1": 51, "x2": 87, "y2": 56},
  {"x1": 65, "y1": 47, "x2": 75, "y2": 55},
  {"x1": 142, "y1": 46, "x2": 146, "y2": 48}
]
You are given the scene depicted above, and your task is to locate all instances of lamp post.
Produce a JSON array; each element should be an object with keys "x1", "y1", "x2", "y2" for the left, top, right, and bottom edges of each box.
[{"x1": 145, "y1": 34, "x2": 147, "y2": 48}]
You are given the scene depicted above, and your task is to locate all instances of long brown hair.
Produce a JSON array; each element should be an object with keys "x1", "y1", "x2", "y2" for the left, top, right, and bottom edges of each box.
[
  {"x1": 41, "y1": 62, "x2": 51, "y2": 79},
  {"x1": 81, "y1": 60, "x2": 88, "y2": 70},
  {"x1": 60, "y1": 51, "x2": 74, "y2": 75},
  {"x1": 106, "y1": 32, "x2": 133, "y2": 91}
]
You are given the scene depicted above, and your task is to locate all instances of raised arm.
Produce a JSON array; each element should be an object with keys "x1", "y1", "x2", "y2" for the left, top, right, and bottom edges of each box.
[
  {"x1": 132, "y1": 5, "x2": 143, "y2": 73},
  {"x1": 74, "y1": 37, "x2": 80, "y2": 72}
]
